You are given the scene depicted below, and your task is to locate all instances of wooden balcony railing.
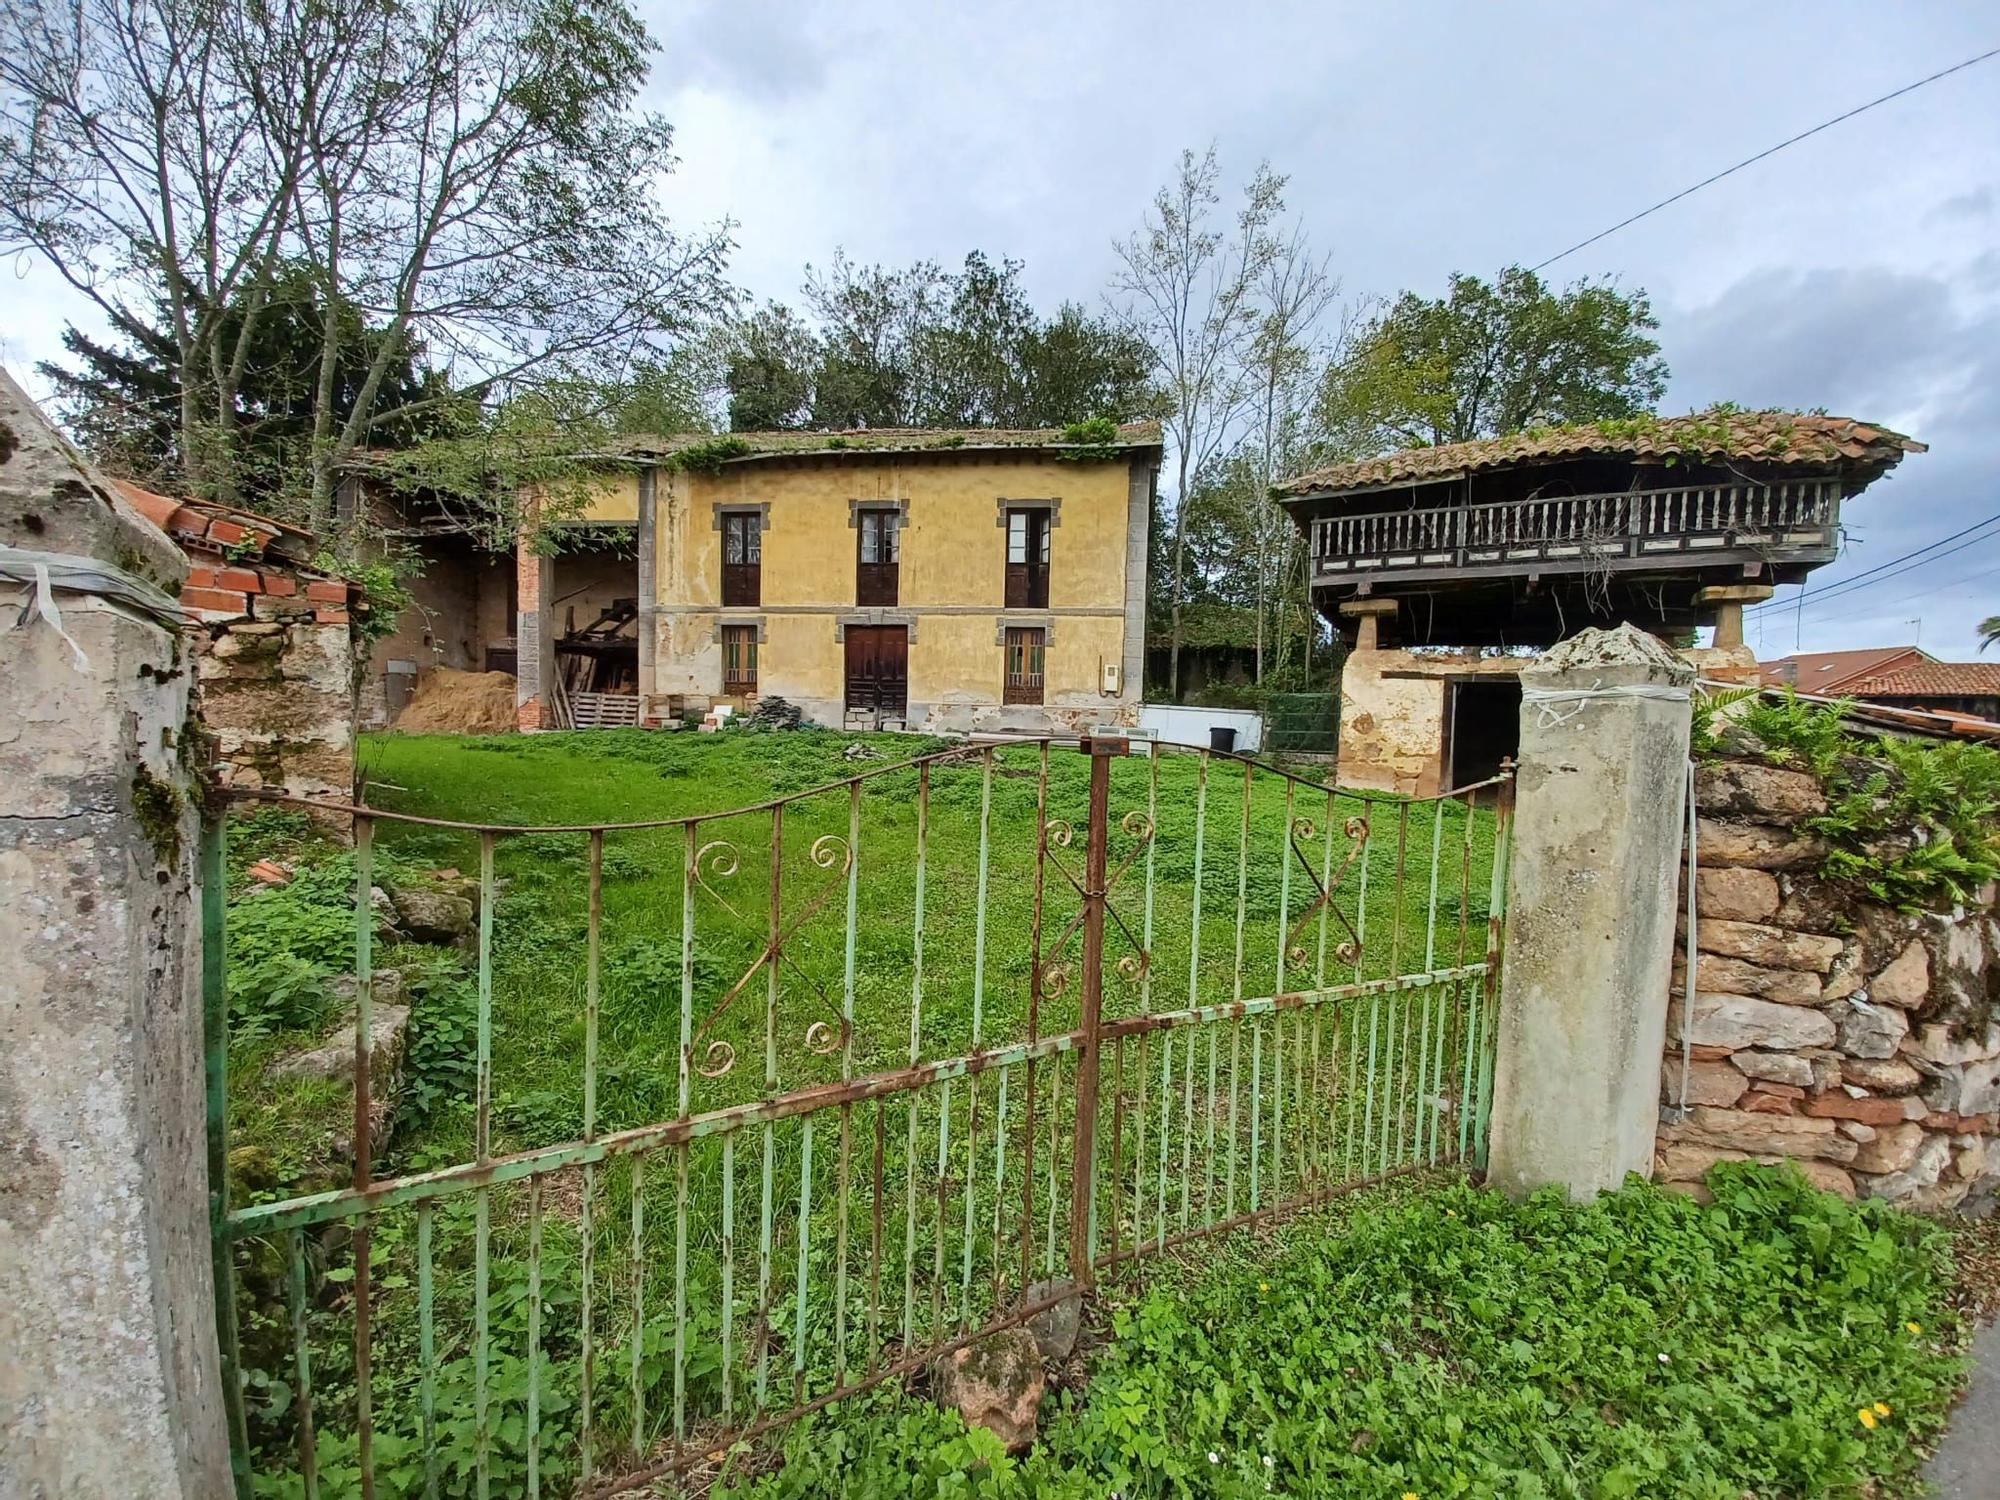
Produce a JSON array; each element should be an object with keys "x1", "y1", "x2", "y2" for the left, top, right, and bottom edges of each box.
[{"x1": 1309, "y1": 480, "x2": 1841, "y2": 576}]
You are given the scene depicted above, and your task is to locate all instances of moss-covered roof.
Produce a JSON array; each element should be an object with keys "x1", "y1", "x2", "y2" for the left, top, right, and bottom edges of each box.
[
  {"x1": 611, "y1": 421, "x2": 1162, "y2": 465},
  {"x1": 1273, "y1": 410, "x2": 1923, "y2": 500}
]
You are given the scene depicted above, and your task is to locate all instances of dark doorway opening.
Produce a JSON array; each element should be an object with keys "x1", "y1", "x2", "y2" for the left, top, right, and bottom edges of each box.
[{"x1": 1447, "y1": 677, "x2": 1521, "y2": 790}]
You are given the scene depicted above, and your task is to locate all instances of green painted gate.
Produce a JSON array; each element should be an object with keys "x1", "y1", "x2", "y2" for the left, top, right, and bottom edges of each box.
[{"x1": 204, "y1": 736, "x2": 1511, "y2": 1497}]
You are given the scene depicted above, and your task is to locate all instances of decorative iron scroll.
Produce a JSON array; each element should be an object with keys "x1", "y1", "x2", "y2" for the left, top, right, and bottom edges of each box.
[
  {"x1": 1036, "y1": 808, "x2": 1155, "y2": 994},
  {"x1": 686, "y1": 831, "x2": 855, "y2": 1077},
  {"x1": 1283, "y1": 814, "x2": 1369, "y2": 967}
]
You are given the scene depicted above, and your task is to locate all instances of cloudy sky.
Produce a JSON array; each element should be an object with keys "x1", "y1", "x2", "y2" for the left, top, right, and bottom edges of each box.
[{"x1": 5, "y1": 1, "x2": 1996, "y2": 657}]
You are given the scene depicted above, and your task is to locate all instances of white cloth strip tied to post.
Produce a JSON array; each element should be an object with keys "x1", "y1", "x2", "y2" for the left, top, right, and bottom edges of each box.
[
  {"x1": 1, "y1": 544, "x2": 187, "y2": 673},
  {"x1": 1521, "y1": 679, "x2": 1695, "y2": 729}
]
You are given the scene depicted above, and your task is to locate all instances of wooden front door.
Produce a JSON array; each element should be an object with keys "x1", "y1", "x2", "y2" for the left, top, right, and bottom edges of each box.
[{"x1": 844, "y1": 626, "x2": 909, "y2": 720}]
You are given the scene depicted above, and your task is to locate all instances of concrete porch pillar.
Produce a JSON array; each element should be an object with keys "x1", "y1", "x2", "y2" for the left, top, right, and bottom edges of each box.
[{"x1": 1486, "y1": 623, "x2": 1694, "y2": 1200}]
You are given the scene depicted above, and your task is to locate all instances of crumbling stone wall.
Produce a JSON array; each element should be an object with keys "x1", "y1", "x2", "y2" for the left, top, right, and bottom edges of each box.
[
  {"x1": 119, "y1": 481, "x2": 362, "y2": 803},
  {"x1": 192, "y1": 590, "x2": 359, "y2": 804},
  {"x1": 1657, "y1": 749, "x2": 1999, "y2": 1210}
]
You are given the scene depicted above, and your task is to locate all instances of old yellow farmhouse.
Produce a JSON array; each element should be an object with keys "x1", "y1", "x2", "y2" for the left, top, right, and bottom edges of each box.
[{"x1": 361, "y1": 424, "x2": 1161, "y2": 734}]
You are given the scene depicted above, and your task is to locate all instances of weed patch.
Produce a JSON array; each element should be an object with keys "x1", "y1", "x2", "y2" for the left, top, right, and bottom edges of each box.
[{"x1": 729, "y1": 1166, "x2": 1962, "y2": 1500}]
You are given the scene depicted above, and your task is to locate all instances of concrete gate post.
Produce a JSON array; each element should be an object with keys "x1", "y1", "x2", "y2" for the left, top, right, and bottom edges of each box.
[
  {"x1": 1485, "y1": 623, "x2": 1694, "y2": 1200},
  {"x1": 0, "y1": 372, "x2": 234, "y2": 1495}
]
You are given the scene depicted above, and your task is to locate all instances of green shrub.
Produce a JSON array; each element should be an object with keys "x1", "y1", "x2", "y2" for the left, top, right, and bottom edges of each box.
[{"x1": 399, "y1": 961, "x2": 479, "y2": 1124}]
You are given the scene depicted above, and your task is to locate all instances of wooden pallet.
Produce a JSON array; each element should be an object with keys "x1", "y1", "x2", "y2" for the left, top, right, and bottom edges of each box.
[{"x1": 568, "y1": 690, "x2": 641, "y2": 728}]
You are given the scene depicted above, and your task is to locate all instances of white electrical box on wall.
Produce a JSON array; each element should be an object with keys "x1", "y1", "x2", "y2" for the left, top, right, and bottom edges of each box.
[{"x1": 1101, "y1": 662, "x2": 1121, "y2": 695}]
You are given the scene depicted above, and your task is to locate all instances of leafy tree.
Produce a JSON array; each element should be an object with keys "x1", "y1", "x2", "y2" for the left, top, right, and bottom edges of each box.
[
  {"x1": 1110, "y1": 145, "x2": 1286, "y2": 699},
  {"x1": 1013, "y1": 304, "x2": 1161, "y2": 429},
  {"x1": 726, "y1": 306, "x2": 822, "y2": 431},
  {"x1": 1314, "y1": 265, "x2": 1667, "y2": 457},
  {"x1": 38, "y1": 264, "x2": 451, "y2": 502},
  {"x1": 722, "y1": 252, "x2": 1158, "y2": 431},
  {"x1": 1982, "y1": 615, "x2": 2000, "y2": 655},
  {"x1": 1242, "y1": 227, "x2": 1340, "y2": 683},
  {"x1": 1, "y1": 0, "x2": 733, "y2": 525}
]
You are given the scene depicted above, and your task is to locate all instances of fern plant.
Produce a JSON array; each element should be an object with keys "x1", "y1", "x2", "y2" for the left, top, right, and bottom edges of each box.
[{"x1": 1735, "y1": 690, "x2": 2000, "y2": 910}]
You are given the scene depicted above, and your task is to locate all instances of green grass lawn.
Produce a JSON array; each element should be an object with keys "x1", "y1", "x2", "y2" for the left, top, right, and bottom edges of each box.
[
  {"x1": 343, "y1": 727, "x2": 1501, "y2": 1163},
  {"x1": 223, "y1": 727, "x2": 1507, "y2": 1498}
]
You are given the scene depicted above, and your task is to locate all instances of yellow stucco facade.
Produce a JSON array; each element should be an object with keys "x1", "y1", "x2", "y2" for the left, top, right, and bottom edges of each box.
[{"x1": 520, "y1": 434, "x2": 1159, "y2": 732}]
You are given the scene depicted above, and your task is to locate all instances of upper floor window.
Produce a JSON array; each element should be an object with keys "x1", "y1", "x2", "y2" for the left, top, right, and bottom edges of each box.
[
  {"x1": 721, "y1": 511, "x2": 761, "y2": 606},
  {"x1": 856, "y1": 508, "x2": 900, "y2": 606},
  {"x1": 1005, "y1": 507, "x2": 1050, "y2": 609}
]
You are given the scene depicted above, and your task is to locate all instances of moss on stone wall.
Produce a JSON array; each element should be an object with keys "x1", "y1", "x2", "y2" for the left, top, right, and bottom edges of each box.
[{"x1": 130, "y1": 764, "x2": 187, "y2": 868}]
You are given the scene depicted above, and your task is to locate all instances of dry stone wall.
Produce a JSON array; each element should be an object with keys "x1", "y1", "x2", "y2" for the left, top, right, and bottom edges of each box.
[{"x1": 1657, "y1": 750, "x2": 2000, "y2": 1211}]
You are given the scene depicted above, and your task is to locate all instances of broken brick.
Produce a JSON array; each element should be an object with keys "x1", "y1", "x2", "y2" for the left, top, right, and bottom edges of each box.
[{"x1": 181, "y1": 586, "x2": 249, "y2": 614}]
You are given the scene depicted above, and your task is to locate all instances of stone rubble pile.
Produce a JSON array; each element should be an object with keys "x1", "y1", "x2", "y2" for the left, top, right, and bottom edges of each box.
[{"x1": 1657, "y1": 751, "x2": 2000, "y2": 1212}]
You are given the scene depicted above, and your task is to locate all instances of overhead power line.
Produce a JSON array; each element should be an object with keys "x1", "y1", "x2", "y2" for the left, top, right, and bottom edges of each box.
[
  {"x1": 1747, "y1": 514, "x2": 2000, "y2": 619},
  {"x1": 1531, "y1": 46, "x2": 2000, "y2": 272},
  {"x1": 1747, "y1": 510, "x2": 2000, "y2": 614}
]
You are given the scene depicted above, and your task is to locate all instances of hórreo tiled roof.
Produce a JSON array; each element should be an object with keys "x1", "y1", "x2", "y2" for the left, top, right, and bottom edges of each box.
[{"x1": 1274, "y1": 411, "x2": 1924, "y2": 498}]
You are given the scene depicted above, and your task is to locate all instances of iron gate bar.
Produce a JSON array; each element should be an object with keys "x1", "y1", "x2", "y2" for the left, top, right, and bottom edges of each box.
[
  {"x1": 198, "y1": 812, "x2": 253, "y2": 1492},
  {"x1": 208, "y1": 747, "x2": 1513, "y2": 1497}
]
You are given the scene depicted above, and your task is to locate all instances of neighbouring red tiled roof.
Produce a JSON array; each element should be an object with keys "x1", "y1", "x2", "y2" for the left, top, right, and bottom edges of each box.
[
  {"x1": 1760, "y1": 646, "x2": 1932, "y2": 693},
  {"x1": 1848, "y1": 662, "x2": 2000, "y2": 699},
  {"x1": 1274, "y1": 410, "x2": 1924, "y2": 498}
]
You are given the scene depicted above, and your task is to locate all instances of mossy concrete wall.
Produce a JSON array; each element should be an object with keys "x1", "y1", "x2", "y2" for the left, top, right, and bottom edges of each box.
[{"x1": 0, "y1": 370, "x2": 232, "y2": 1494}]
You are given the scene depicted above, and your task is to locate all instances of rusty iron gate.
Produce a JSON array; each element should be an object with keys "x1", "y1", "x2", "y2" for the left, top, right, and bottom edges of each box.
[{"x1": 204, "y1": 737, "x2": 1513, "y2": 1498}]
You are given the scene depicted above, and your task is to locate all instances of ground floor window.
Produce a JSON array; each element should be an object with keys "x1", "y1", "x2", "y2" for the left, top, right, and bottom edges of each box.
[
  {"x1": 722, "y1": 624, "x2": 759, "y2": 692},
  {"x1": 1003, "y1": 626, "x2": 1046, "y2": 705}
]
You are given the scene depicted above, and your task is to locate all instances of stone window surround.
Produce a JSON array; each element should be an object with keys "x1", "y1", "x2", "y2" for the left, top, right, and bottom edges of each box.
[
  {"x1": 995, "y1": 497, "x2": 1061, "y2": 528},
  {"x1": 711, "y1": 501, "x2": 772, "y2": 532},
  {"x1": 715, "y1": 615, "x2": 767, "y2": 644},
  {"x1": 847, "y1": 498, "x2": 910, "y2": 527},
  {"x1": 994, "y1": 615, "x2": 1055, "y2": 645},
  {"x1": 834, "y1": 610, "x2": 918, "y2": 642}
]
